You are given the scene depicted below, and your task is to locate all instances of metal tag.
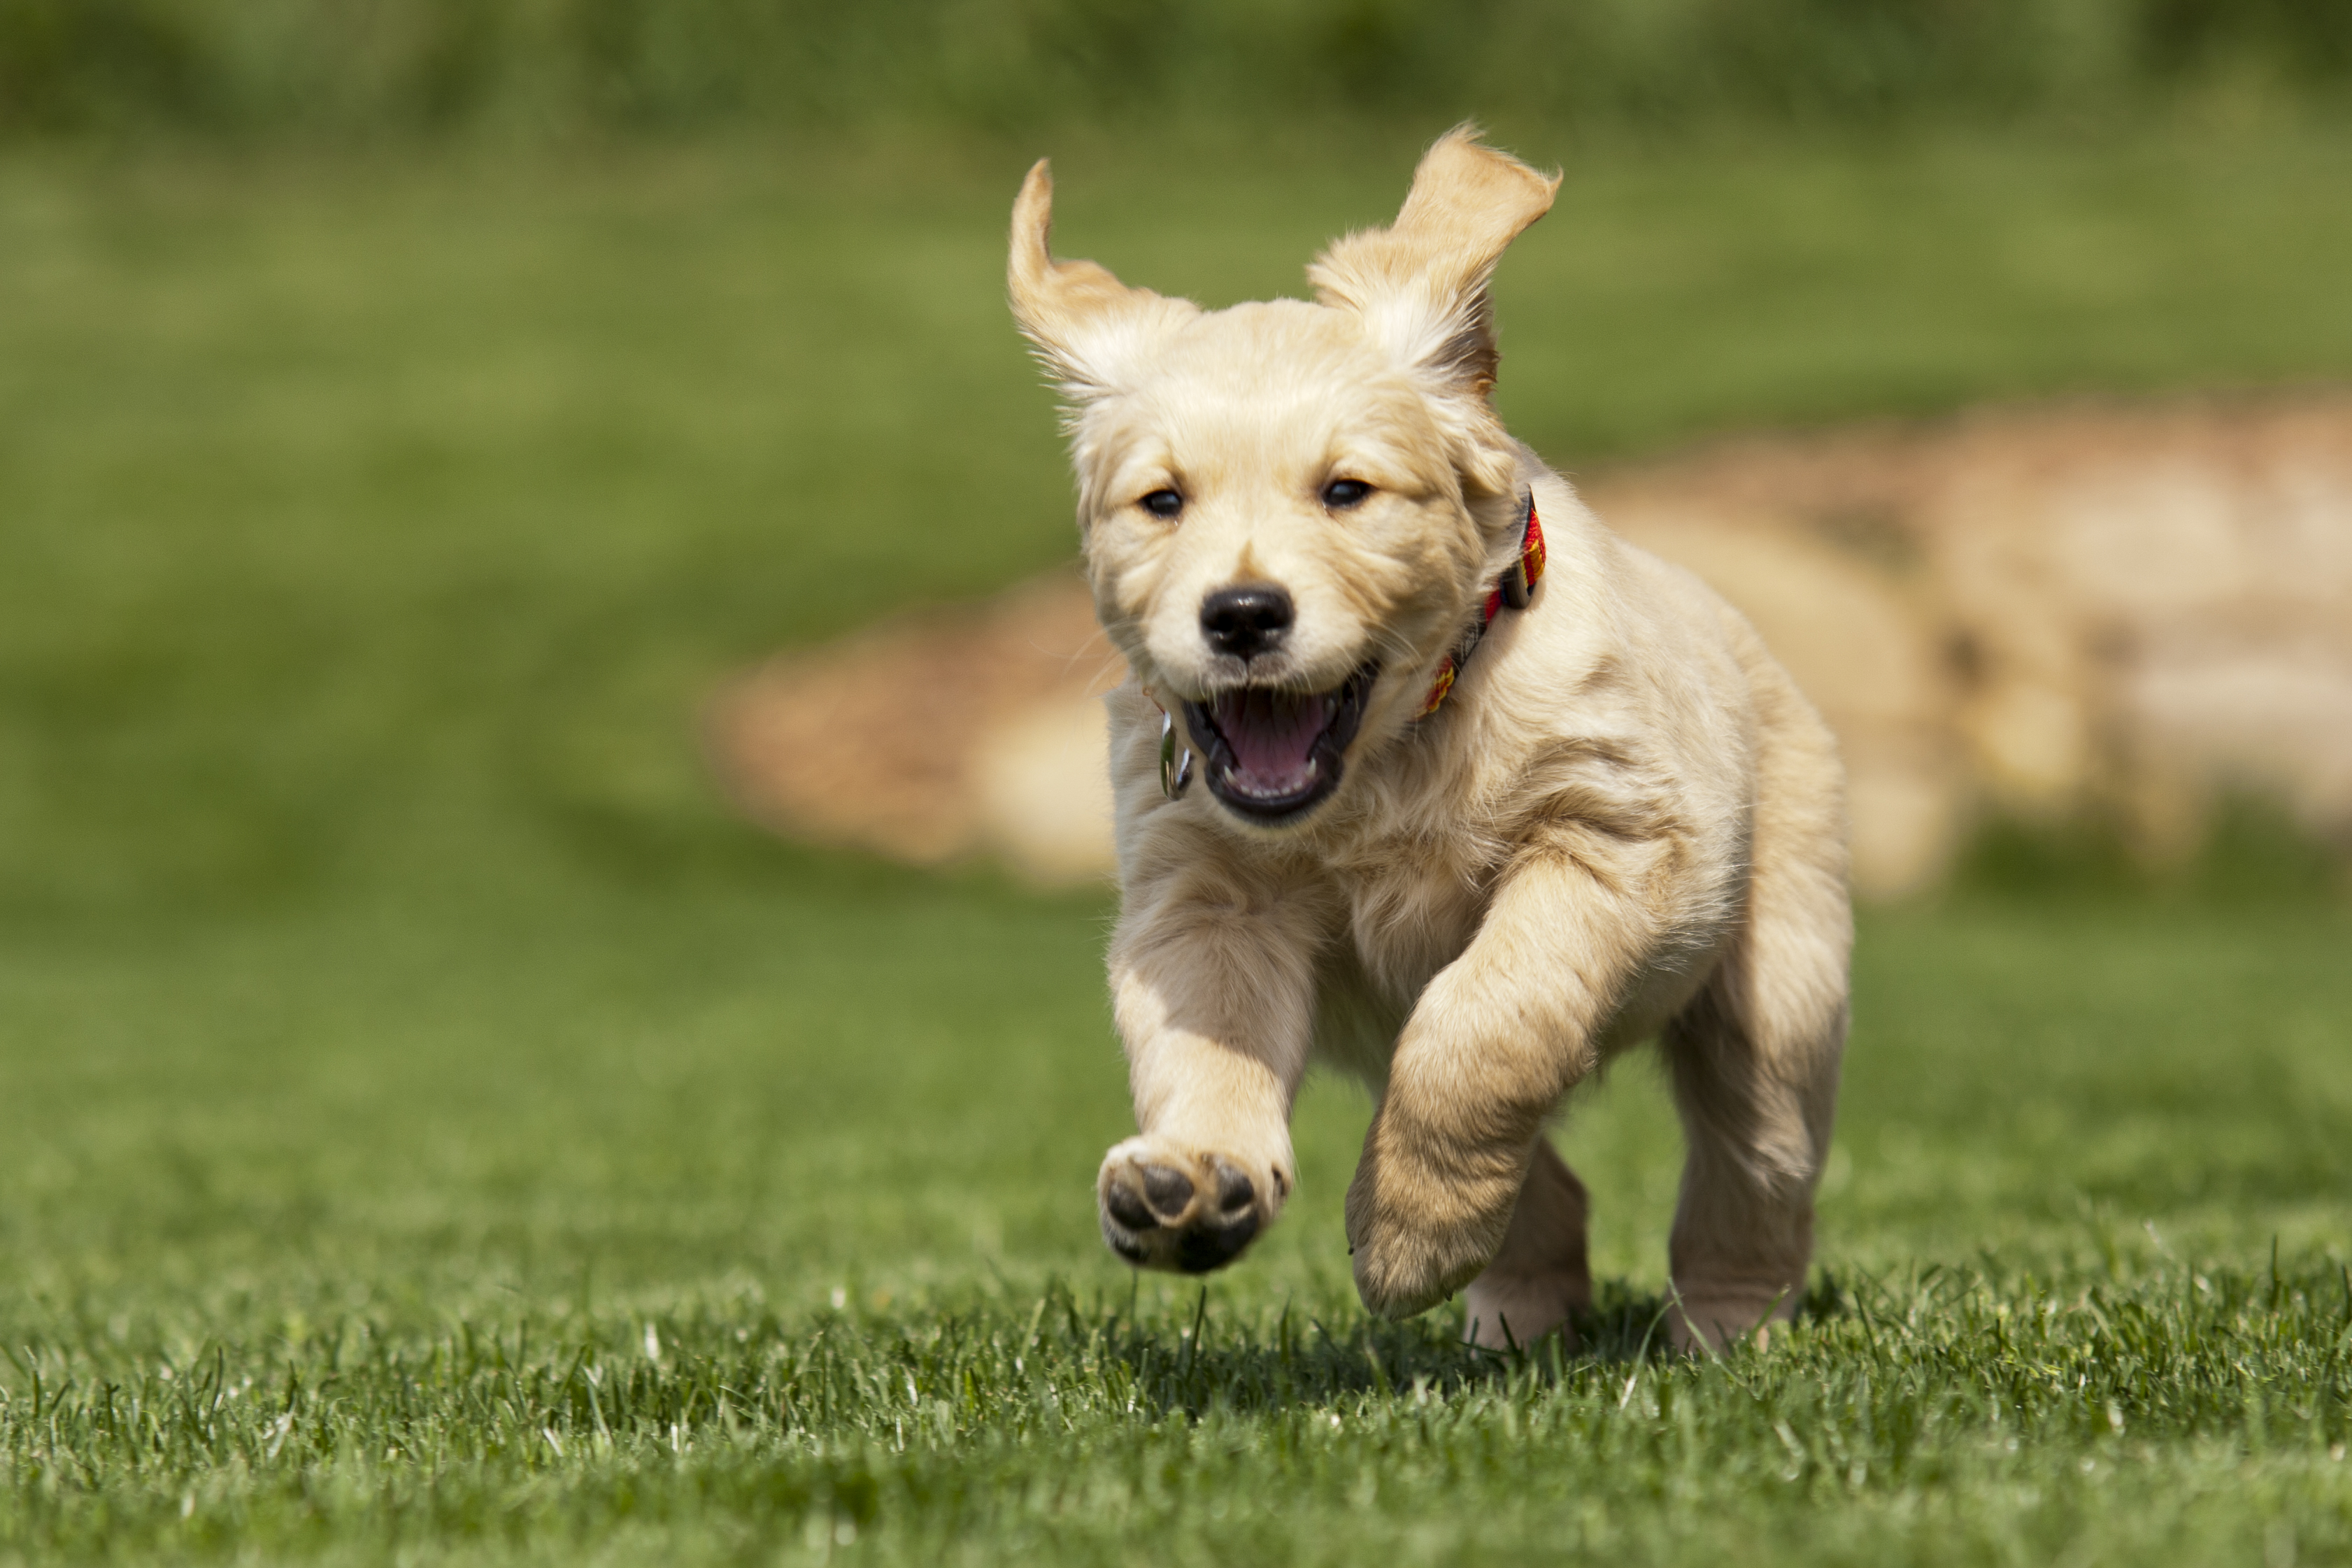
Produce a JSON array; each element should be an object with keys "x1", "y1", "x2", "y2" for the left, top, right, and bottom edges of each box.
[{"x1": 1160, "y1": 710, "x2": 1193, "y2": 799}]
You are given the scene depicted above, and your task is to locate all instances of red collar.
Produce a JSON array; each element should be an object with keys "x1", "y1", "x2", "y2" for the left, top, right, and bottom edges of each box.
[{"x1": 1418, "y1": 492, "x2": 1546, "y2": 718}]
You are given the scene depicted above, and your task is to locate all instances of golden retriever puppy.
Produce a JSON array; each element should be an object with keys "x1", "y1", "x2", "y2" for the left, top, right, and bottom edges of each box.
[{"x1": 1006, "y1": 127, "x2": 1850, "y2": 1352}]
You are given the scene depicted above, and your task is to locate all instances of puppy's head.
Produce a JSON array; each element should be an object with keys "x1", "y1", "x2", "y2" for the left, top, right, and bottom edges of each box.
[{"x1": 1009, "y1": 127, "x2": 1558, "y2": 829}]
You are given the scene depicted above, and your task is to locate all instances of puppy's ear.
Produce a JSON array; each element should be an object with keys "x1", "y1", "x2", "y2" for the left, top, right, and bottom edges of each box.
[
  {"x1": 1309, "y1": 126, "x2": 1558, "y2": 484},
  {"x1": 1008, "y1": 160, "x2": 1196, "y2": 404}
]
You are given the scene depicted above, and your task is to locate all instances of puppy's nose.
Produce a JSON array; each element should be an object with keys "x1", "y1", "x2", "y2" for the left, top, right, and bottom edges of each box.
[{"x1": 1200, "y1": 584, "x2": 1295, "y2": 660}]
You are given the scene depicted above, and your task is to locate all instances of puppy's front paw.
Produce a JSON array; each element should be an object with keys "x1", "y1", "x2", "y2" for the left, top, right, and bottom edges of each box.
[
  {"x1": 1344, "y1": 1134, "x2": 1518, "y2": 1320},
  {"x1": 1097, "y1": 1138, "x2": 1285, "y2": 1274},
  {"x1": 1344, "y1": 1183, "x2": 1489, "y2": 1320}
]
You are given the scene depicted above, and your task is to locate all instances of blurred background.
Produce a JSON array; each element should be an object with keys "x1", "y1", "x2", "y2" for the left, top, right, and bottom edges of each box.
[{"x1": 1, "y1": 0, "x2": 2348, "y2": 1336}]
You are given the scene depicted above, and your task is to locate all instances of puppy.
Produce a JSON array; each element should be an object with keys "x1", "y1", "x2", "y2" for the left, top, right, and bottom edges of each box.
[{"x1": 1006, "y1": 128, "x2": 1849, "y2": 1352}]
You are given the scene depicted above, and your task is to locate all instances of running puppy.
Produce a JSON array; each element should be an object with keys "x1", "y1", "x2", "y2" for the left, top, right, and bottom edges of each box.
[{"x1": 1006, "y1": 128, "x2": 1850, "y2": 1351}]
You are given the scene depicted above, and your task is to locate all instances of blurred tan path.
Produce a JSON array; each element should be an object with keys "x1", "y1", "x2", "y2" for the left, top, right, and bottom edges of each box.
[{"x1": 710, "y1": 392, "x2": 2352, "y2": 898}]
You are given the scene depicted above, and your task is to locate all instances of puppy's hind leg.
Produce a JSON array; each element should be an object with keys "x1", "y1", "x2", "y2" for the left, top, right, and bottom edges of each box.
[
  {"x1": 1462, "y1": 1137, "x2": 1592, "y2": 1351},
  {"x1": 1659, "y1": 891, "x2": 1848, "y2": 1352}
]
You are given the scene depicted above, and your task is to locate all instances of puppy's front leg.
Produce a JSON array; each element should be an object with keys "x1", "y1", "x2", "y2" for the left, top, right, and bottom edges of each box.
[
  {"x1": 1099, "y1": 866, "x2": 1323, "y2": 1274},
  {"x1": 1346, "y1": 853, "x2": 1641, "y2": 1318}
]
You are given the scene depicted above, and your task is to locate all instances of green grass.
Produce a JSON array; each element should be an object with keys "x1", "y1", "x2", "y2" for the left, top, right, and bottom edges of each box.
[
  {"x1": 2, "y1": 126, "x2": 2351, "y2": 1562},
  {"x1": 8, "y1": 125, "x2": 2352, "y2": 920},
  {"x1": 3, "y1": 891, "x2": 2348, "y2": 1564},
  {"x1": 6, "y1": 0, "x2": 2347, "y2": 141}
]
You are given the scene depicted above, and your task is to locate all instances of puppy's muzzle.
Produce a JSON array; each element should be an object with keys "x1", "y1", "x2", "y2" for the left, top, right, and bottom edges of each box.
[
  {"x1": 1199, "y1": 583, "x2": 1293, "y2": 662},
  {"x1": 1181, "y1": 661, "x2": 1376, "y2": 825}
]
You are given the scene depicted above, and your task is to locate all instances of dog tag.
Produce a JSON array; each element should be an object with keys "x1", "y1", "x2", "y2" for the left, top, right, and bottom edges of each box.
[{"x1": 1160, "y1": 710, "x2": 1194, "y2": 799}]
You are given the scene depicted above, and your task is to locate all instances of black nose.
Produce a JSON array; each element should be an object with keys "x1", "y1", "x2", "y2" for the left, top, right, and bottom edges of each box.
[{"x1": 1199, "y1": 584, "x2": 1295, "y2": 660}]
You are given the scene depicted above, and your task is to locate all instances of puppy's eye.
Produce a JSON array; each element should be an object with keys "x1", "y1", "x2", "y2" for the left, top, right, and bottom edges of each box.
[
  {"x1": 1139, "y1": 489, "x2": 1185, "y2": 520},
  {"x1": 1322, "y1": 478, "x2": 1373, "y2": 510}
]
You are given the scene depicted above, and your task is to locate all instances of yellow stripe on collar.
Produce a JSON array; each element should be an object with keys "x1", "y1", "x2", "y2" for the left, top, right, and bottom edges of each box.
[{"x1": 1418, "y1": 493, "x2": 1546, "y2": 719}]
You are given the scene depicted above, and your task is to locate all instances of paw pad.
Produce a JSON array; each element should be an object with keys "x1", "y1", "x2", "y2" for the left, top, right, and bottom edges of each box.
[
  {"x1": 1098, "y1": 1148, "x2": 1270, "y2": 1275},
  {"x1": 1104, "y1": 1183, "x2": 1155, "y2": 1232},
  {"x1": 1215, "y1": 1165, "x2": 1253, "y2": 1215},
  {"x1": 1141, "y1": 1164, "x2": 1195, "y2": 1221}
]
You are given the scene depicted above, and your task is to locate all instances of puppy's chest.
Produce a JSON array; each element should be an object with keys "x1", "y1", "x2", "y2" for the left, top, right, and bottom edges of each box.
[
  {"x1": 1303, "y1": 849, "x2": 1488, "y2": 1083},
  {"x1": 1327, "y1": 845, "x2": 1492, "y2": 1008}
]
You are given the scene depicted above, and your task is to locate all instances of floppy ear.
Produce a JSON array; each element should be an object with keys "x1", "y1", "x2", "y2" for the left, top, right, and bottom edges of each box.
[
  {"x1": 1307, "y1": 125, "x2": 1559, "y2": 407},
  {"x1": 1008, "y1": 160, "x2": 1197, "y2": 404}
]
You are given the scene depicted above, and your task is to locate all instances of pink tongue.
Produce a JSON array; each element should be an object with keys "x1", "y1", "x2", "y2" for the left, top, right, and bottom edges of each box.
[{"x1": 1213, "y1": 690, "x2": 1333, "y2": 796}]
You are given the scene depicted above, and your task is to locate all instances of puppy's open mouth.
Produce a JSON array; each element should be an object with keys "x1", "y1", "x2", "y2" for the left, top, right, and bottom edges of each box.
[{"x1": 1181, "y1": 663, "x2": 1376, "y2": 822}]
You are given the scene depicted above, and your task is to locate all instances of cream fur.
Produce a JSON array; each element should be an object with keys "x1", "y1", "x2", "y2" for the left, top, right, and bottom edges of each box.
[{"x1": 1008, "y1": 127, "x2": 1851, "y2": 1353}]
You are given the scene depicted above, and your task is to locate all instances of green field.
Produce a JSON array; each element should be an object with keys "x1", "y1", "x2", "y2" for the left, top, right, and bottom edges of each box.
[{"x1": 2, "y1": 125, "x2": 2350, "y2": 1563}]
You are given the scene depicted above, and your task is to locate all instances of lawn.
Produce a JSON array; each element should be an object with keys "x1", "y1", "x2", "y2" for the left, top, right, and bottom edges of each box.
[{"x1": 1, "y1": 124, "x2": 2349, "y2": 1564}]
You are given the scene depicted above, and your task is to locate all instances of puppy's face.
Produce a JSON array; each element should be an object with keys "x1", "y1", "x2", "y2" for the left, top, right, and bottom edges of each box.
[
  {"x1": 1077, "y1": 303, "x2": 1486, "y2": 822},
  {"x1": 1010, "y1": 130, "x2": 1560, "y2": 828}
]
